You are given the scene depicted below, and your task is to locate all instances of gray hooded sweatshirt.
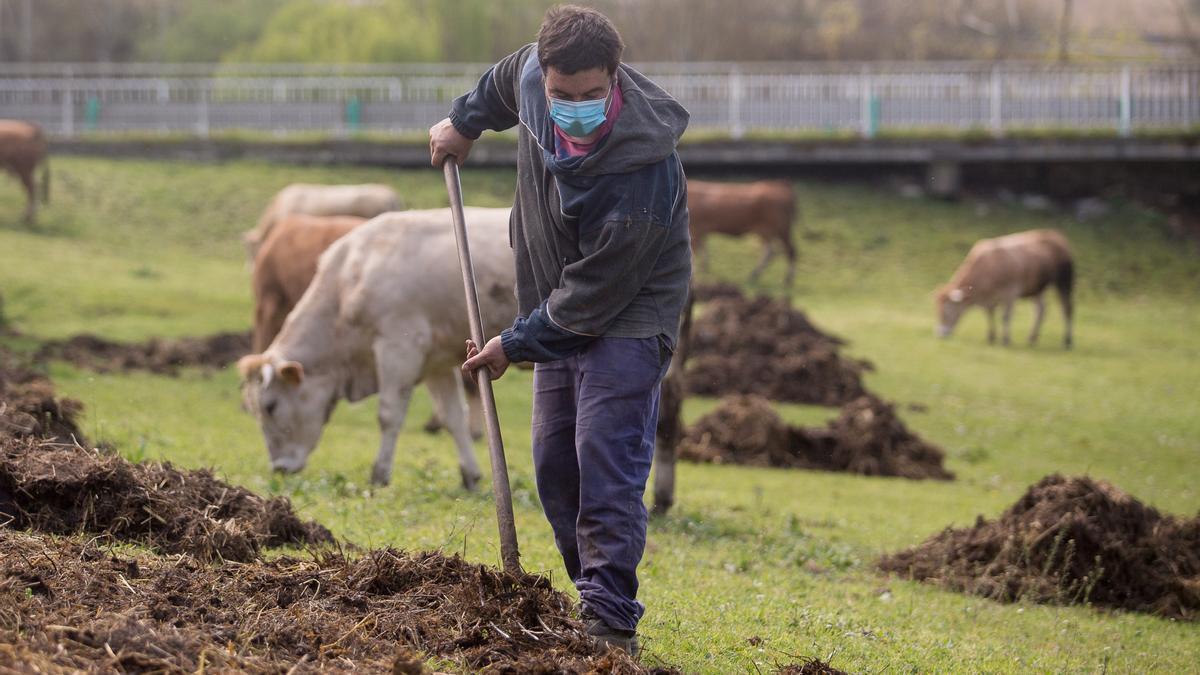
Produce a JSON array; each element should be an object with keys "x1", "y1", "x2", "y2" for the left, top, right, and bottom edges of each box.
[{"x1": 449, "y1": 43, "x2": 691, "y2": 362}]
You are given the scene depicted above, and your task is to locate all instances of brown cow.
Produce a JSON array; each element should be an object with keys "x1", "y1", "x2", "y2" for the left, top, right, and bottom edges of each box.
[
  {"x1": 251, "y1": 213, "x2": 366, "y2": 352},
  {"x1": 0, "y1": 120, "x2": 49, "y2": 225},
  {"x1": 935, "y1": 229, "x2": 1074, "y2": 348},
  {"x1": 687, "y1": 179, "x2": 798, "y2": 289}
]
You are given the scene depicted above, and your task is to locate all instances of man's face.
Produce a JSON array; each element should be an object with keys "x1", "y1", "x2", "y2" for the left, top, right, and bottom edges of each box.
[
  {"x1": 545, "y1": 66, "x2": 612, "y2": 103},
  {"x1": 544, "y1": 65, "x2": 613, "y2": 142}
]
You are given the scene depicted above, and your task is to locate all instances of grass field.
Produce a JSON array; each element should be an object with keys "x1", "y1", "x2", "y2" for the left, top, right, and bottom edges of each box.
[{"x1": 1, "y1": 157, "x2": 1198, "y2": 673}]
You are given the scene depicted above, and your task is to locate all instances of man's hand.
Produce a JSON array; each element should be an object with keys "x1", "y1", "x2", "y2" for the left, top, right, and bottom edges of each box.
[
  {"x1": 430, "y1": 118, "x2": 474, "y2": 168},
  {"x1": 462, "y1": 336, "x2": 510, "y2": 380}
]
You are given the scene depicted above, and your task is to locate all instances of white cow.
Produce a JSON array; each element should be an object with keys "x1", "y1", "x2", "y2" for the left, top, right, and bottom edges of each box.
[
  {"x1": 242, "y1": 183, "x2": 402, "y2": 262},
  {"x1": 237, "y1": 207, "x2": 516, "y2": 488}
]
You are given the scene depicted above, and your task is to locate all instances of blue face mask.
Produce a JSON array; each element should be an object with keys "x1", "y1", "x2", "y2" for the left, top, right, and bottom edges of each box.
[{"x1": 548, "y1": 85, "x2": 611, "y2": 138}]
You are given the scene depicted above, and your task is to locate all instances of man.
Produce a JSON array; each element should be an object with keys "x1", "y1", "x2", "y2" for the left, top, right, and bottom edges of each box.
[{"x1": 429, "y1": 4, "x2": 690, "y2": 656}]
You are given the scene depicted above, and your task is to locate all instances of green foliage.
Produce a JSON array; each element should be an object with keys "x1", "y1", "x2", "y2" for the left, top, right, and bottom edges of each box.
[
  {"x1": 137, "y1": 0, "x2": 287, "y2": 63},
  {"x1": 2, "y1": 158, "x2": 1199, "y2": 672},
  {"x1": 228, "y1": 0, "x2": 442, "y2": 63}
]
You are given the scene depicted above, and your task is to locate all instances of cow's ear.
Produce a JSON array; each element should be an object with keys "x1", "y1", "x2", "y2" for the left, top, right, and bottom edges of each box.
[
  {"x1": 237, "y1": 354, "x2": 268, "y2": 380},
  {"x1": 279, "y1": 361, "x2": 305, "y2": 385}
]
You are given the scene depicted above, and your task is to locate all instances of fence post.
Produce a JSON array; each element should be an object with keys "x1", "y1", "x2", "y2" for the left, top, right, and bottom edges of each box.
[
  {"x1": 196, "y1": 84, "x2": 210, "y2": 138},
  {"x1": 990, "y1": 66, "x2": 1004, "y2": 137},
  {"x1": 61, "y1": 69, "x2": 75, "y2": 137},
  {"x1": 729, "y1": 65, "x2": 744, "y2": 139},
  {"x1": 860, "y1": 66, "x2": 877, "y2": 139},
  {"x1": 1118, "y1": 65, "x2": 1132, "y2": 137},
  {"x1": 346, "y1": 95, "x2": 361, "y2": 134},
  {"x1": 84, "y1": 95, "x2": 100, "y2": 132}
]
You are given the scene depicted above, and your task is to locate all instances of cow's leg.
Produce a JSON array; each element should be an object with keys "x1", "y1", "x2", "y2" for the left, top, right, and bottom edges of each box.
[
  {"x1": 465, "y1": 379, "x2": 484, "y2": 441},
  {"x1": 421, "y1": 375, "x2": 481, "y2": 441},
  {"x1": 779, "y1": 233, "x2": 798, "y2": 294},
  {"x1": 1001, "y1": 301, "x2": 1014, "y2": 346},
  {"x1": 986, "y1": 307, "x2": 997, "y2": 344},
  {"x1": 252, "y1": 293, "x2": 287, "y2": 353},
  {"x1": 652, "y1": 372, "x2": 683, "y2": 516},
  {"x1": 1028, "y1": 294, "x2": 1046, "y2": 346},
  {"x1": 18, "y1": 168, "x2": 36, "y2": 225},
  {"x1": 370, "y1": 341, "x2": 425, "y2": 486},
  {"x1": 425, "y1": 368, "x2": 483, "y2": 491},
  {"x1": 1057, "y1": 284, "x2": 1074, "y2": 349},
  {"x1": 749, "y1": 239, "x2": 776, "y2": 284}
]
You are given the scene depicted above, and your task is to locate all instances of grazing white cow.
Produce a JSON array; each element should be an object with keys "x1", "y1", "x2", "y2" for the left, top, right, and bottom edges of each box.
[
  {"x1": 238, "y1": 207, "x2": 516, "y2": 488},
  {"x1": 935, "y1": 229, "x2": 1074, "y2": 348},
  {"x1": 242, "y1": 183, "x2": 402, "y2": 262}
]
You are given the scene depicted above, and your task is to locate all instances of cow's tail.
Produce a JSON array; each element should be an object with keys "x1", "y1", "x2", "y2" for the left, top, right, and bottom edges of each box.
[{"x1": 39, "y1": 159, "x2": 50, "y2": 205}]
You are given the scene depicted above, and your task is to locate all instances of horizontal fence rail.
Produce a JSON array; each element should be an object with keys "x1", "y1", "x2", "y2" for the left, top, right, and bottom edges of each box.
[{"x1": 1, "y1": 62, "x2": 1196, "y2": 138}]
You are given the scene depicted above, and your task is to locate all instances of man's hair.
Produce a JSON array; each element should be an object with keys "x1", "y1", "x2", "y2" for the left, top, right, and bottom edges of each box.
[{"x1": 537, "y1": 5, "x2": 624, "y2": 75}]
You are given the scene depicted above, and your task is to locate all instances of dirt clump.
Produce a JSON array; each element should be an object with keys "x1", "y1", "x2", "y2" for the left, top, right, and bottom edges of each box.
[
  {"x1": 692, "y1": 281, "x2": 746, "y2": 302},
  {"x1": 686, "y1": 292, "x2": 872, "y2": 406},
  {"x1": 776, "y1": 659, "x2": 852, "y2": 675},
  {"x1": 879, "y1": 474, "x2": 1200, "y2": 619},
  {"x1": 0, "y1": 437, "x2": 332, "y2": 562},
  {"x1": 678, "y1": 394, "x2": 953, "y2": 480},
  {"x1": 0, "y1": 346, "x2": 85, "y2": 444},
  {"x1": 36, "y1": 330, "x2": 251, "y2": 375},
  {"x1": 0, "y1": 349, "x2": 676, "y2": 672},
  {"x1": 0, "y1": 527, "x2": 669, "y2": 673}
]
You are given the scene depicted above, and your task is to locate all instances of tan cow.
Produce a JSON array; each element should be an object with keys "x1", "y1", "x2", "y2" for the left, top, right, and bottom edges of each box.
[
  {"x1": 936, "y1": 229, "x2": 1074, "y2": 348},
  {"x1": 687, "y1": 179, "x2": 798, "y2": 289},
  {"x1": 250, "y1": 211, "x2": 484, "y2": 439},
  {"x1": 242, "y1": 183, "x2": 402, "y2": 262},
  {"x1": 0, "y1": 120, "x2": 49, "y2": 225},
  {"x1": 238, "y1": 208, "x2": 516, "y2": 488}
]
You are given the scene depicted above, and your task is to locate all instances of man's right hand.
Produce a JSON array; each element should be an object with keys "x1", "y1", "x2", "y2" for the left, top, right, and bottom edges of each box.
[{"x1": 430, "y1": 118, "x2": 475, "y2": 168}]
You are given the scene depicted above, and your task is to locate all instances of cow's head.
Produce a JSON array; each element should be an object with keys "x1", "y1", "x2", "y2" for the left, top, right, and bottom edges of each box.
[
  {"x1": 935, "y1": 285, "x2": 969, "y2": 338},
  {"x1": 237, "y1": 353, "x2": 338, "y2": 474}
]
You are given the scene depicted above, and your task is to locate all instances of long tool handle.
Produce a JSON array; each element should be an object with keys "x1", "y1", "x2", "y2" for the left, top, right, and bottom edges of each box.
[{"x1": 442, "y1": 159, "x2": 521, "y2": 574}]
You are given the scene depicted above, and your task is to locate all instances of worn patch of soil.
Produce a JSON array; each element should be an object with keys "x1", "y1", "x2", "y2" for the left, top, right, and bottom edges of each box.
[
  {"x1": 0, "y1": 527, "x2": 669, "y2": 674},
  {"x1": 0, "y1": 346, "x2": 85, "y2": 444},
  {"x1": 678, "y1": 395, "x2": 953, "y2": 481},
  {"x1": 686, "y1": 292, "x2": 872, "y2": 406},
  {"x1": 879, "y1": 474, "x2": 1200, "y2": 619},
  {"x1": 36, "y1": 330, "x2": 251, "y2": 375}
]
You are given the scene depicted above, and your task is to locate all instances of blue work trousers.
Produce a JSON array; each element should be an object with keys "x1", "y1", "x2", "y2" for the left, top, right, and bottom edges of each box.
[{"x1": 531, "y1": 335, "x2": 669, "y2": 632}]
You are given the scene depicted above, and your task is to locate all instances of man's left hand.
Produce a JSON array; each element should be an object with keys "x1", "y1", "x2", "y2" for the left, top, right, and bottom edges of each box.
[{"x1": 462, "y1": 336, "x2": 510, "y2": 380}]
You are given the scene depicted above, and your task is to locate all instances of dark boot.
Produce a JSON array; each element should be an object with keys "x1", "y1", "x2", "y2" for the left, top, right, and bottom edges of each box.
[{"x1": 582, "y1": 609, "x2": 640, "y2": 657}]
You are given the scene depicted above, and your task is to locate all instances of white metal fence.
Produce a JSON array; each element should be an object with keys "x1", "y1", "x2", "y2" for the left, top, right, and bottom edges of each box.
[{"x1": 1, "y1": 62, "x2": 1196, "y2": 138}]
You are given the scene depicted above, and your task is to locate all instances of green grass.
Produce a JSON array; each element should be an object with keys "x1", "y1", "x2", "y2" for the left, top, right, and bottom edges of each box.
[{"x1": 2, "y1": 157, "x2": 1198, "y2": 673}]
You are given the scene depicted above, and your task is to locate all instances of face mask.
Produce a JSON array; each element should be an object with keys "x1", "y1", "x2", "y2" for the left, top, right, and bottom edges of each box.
[{"x1": 548, "y1": 84, "x2": 612, "y2": 138}]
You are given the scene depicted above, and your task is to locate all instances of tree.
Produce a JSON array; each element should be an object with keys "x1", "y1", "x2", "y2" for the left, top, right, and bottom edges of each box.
[
  {"x1": 137, "y1": 0, "x2": 287, "y2": 62},
  {"x1": 229, "y1": 0, "x2": 442, "y2": 63}
]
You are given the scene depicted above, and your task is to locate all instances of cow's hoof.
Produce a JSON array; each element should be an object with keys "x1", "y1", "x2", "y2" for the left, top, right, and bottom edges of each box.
[
  {"x1": 461, "y1": 469, "x2": 482, "y2": 492},
  {"x1": 422, "y1": 416, "x2": 443, "y2": 435},
  {"x1": 470, "y1": 430, "x2": 484, "y2": 442},
  {"x1": 370, "y1": 466, "x2": 391, "y2": 486}
]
